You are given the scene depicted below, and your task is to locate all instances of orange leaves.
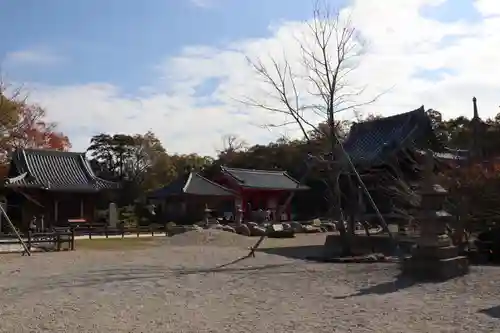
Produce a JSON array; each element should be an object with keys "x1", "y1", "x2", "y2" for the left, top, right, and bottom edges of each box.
[{"x1": 0, "y1": 96, "x2": 71, "y2": 163}]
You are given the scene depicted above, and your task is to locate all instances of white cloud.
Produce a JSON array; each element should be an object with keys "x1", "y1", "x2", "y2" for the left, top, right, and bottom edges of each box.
[
  {"x1": 2, "y1": 47, "x2": 65, "y2": 68},
  {"x1": 475, "y1": 0, "x2": 500, "y2": 16},
  {"x1": 8, "y1": 0, "x2": 500, "y2": 156},
  {"x1": 189, "y1": 0, "x2": 218, "y2": 8}
]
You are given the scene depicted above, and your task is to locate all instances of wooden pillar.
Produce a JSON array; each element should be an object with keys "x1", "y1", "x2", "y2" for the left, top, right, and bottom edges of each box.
[
  {"x1": 54, "y1": 199, "x2": 59, "y2": 224},
  {"x1": 0, "y1": 198, "x2": 4, "y2": 233},
  {"x1": 286, "y1": 193, "x2": 292, "y2": 221},
  {"x1": 80, "y1": 197, "x2": 84, "y2": 219},
  {"x1": 92, "y1": 196, "x2": 97, "y2": 223}
]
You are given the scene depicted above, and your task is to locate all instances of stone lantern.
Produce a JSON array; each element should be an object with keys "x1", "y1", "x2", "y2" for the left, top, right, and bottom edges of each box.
[
  {"x1": 235, "y1": 204, "x2": 243, "y2": 226},
  {"x1": 203, "y1": 204, "x2": 212, "y2": 228},
  {"x1": 401, "y1": 150, "x2": 469, "y2": 280}
]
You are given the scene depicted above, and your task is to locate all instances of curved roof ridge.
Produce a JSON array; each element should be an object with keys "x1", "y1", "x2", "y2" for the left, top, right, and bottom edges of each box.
[{"x1": 222, "y1": 166, "x2": 286, "y2": 174}]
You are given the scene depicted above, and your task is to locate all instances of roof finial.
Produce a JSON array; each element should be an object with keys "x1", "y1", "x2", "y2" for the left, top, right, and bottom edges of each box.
[{"x1": 473, "y1": 96, "x2": 479, "y2": 119}]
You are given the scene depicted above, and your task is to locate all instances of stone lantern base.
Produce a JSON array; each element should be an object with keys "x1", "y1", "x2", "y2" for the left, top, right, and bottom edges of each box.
[{"x1": 401, "y1": 244, "x2": 469, "y2": 281}]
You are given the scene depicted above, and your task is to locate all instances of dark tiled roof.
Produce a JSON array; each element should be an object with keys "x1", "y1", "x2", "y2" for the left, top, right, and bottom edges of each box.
[
  {"x1": 342, "y1": 106, "x2": 435, "y2": 165},
  {"x1": 6, "y1": 149, "x2": 119, "y2": 192},
  {"x1": 221, "y1": 166, "x2": 309, "y2": 190},
  {"x1": 148, "y1": 172, "x2": 236, "y2": 198}
]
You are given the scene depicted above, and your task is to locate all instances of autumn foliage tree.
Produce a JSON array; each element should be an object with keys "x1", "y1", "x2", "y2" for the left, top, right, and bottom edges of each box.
[
  {"x1": 6, "y1": 103, "x2": 70, "y2": 152},
  {"x1": 0, "y1": 84, "x2": 70, "y2": 179}
]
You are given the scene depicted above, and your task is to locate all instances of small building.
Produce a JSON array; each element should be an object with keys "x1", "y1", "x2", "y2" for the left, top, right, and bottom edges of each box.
[
  {"x1": 2, "y1": 148, "x2": 119, "y2": 232},
  {"x1": 212, "y1": 166, "x2": 309, "y2": 221},
  {"x1": 148, "y1": 172, "x2": 237, "y2": 223}
]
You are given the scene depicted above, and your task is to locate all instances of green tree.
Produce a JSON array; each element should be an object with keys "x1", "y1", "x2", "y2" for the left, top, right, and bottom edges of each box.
[
  {"x1": 87, "y1": 131, "x2": 176, "y2": 192},
  {"x1": 170, "y1": 153, "x2": 214, "y2": 175}
]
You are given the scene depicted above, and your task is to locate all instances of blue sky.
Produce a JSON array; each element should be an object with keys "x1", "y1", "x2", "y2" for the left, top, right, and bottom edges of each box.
[
  {"x1": 0, "y1": 0, "x2": 496, "y2": 155},
  {"x1": 0, "y1": 0, "x2": 320, "y2": 92}
]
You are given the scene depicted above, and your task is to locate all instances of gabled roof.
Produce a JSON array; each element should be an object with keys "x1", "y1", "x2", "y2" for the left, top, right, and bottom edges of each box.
[
  {"x1": 342, "y1": 106, "x2": 435, "y2": 166},
  {"x1": 221, "y1": 166, "x2": 309, "y2": 190},
  {"x1": 148, "y1": 172, "x2": 236, "y2": 198},
  {"x1": 5, "y1": 148, "x2": 119, "y2": 192}
]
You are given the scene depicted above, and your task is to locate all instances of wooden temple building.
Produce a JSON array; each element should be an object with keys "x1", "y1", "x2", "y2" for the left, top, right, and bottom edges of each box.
[
  {"x1": 148, "y1": 171, "x2": 236, "y2": 223},
  {"x1": 149, "y1": 167, "x2": 309, "y2": 223},
  {"x1": 334, "y1": 103, "x2": 476, "y2": 279},
  {"x1": 212, "y1": 166, "x2": 309, "y2": 221},
  {"x1": 1, "y1": 149, "x2": 119, "y2": 232},
  {"x1": 338, "y1": 104, "x2": 471, "y2": 225}
]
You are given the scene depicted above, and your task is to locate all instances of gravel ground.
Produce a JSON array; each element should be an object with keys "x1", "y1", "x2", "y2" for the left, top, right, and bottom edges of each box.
[{"x1": 1, "y1": 232, "x2": 500, "y2": 333}]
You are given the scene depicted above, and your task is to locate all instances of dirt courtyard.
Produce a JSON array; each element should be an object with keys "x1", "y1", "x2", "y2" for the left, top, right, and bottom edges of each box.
[{"x1": 1, "y1": 233, "x2": 500, "y2": 333}]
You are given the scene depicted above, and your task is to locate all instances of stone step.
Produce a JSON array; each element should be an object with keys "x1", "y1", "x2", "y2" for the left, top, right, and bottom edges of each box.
[
  {"x1": 401, "y1": 255, "x2": 469, "y2": 281},
  {"x1": 412, "y1": 245, "x2": 459, "y2": 259}
]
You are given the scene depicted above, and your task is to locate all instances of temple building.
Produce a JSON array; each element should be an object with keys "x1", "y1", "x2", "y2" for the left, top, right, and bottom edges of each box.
[{"x1": 1, "y1": 148, "x2": 118, "y2": 232}]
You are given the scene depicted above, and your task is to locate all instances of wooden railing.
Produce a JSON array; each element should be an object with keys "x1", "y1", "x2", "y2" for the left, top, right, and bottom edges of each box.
[
  {"x1": 70, "y1": 223, "x2": 188, "y2": 239},
  {"x1": 0, "y1": 229, "x2": 75, "y2": 252},
  {"x1": 0, "y1": 224, "x2": 196, "y2": 253}
]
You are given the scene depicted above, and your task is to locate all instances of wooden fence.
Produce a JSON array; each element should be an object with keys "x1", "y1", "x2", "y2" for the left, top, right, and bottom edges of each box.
[
  {"x1": 70, "y1": 223, "x2": 189, "y2": 239},
  {"x1": 0, "y1": 224, "x2": 200, "y2": 253},
  {"x1": 0, "y1": 229, "x2": 75, "y2": 253}
]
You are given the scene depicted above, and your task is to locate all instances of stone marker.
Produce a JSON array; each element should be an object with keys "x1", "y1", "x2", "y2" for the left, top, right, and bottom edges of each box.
[{"x1": 109, "y1": 202, "x2": 118, "y2": 228}]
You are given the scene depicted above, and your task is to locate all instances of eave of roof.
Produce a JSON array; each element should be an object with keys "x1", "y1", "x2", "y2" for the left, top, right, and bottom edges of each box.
[
  {"x1": 148, "y1": 172, "x2": 236, "y2": 198},
  {"x1": 221, "y1": 166, "x2": 309, "y2": 190},
  {"x1": 5, "y1": 148, "x2": 120, "y2": 192}
]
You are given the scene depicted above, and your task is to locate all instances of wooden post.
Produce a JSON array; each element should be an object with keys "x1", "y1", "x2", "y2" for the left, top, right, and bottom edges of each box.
[
  {"x1": 54, "y1": 200, "x2": 59, "y2": 224},
  {"x1": 0, "y1": 198, "x2": 5, "y2": 234},
  {"x1": 27, "y1": 230, "x2": 32, "y2": 252},
  {"x1": 80, "y1": 198, "x2": 84, "y2": 219},
  {"x1": 56, "y1": 232, "x2": 61, "y2": 251},
  {"x1": 70, "y1": 227, "x2": 75, "y2": 251}
]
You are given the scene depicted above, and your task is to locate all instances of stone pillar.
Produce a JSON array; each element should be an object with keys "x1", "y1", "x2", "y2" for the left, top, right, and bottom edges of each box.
[
  {"x1": 109, "y1": 202, "x2": 118, "y2": 228},
  {"x1": 235, "y1": 205, "x2": 243, "y2": 226},
  {"x1": 204, "y1": 205, "x2": 212, "y2": 228}
]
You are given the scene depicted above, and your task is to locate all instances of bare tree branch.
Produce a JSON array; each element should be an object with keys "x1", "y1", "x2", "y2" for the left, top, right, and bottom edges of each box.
[
  {"x1": 217, "y1": 134, "x2": 248, "y2": 154},
  {"x1": 242, "y1": 0, "x2": 386, "y2": 151},
  {"x1": 238, "y1": 1, "x2": 397, "y2": 254}
]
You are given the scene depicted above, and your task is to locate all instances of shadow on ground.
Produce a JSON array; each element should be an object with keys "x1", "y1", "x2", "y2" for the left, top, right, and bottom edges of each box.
[
  {"x1": 257, "y1": 245, "x2": 399, "y2": 263},
  {"x1": 1, "y1": 262, "x2": 298, "y2": 298},
  {"x1": 257, "y1": 245, "x2": 325, "y2": 260},
  {"x1": 333, "y1": 275, "x2": 417, "y2": 299},
  {"x1": 479, "y1": 306, "x2": 500, "y2": 319}
]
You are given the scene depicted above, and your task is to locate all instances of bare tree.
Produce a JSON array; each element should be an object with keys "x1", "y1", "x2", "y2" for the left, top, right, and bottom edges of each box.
[
  {"x1": 220, "y1": 134, "x2": 248, "y2": 154},
  {"x1": 241, "y1": 2, "x2": 392, "y2": 256},
  {"x1": 216, "y1": 134, "x2": 249, "y2": 164},
  {"x1": 244, "y1": 1, "x2": 382, "y2": 147}
]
